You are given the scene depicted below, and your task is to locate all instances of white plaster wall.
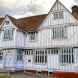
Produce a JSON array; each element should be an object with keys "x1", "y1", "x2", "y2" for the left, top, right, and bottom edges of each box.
[
  {"x1": 15, "y1": 25, "x2": 78, "y2": 49},
  {"x1": 15, "y1": 31, "x2": 25, "y2": 48},
  {"x1": 3, "y1": 49, "x2": 16, "y2": 68},
  {"x1": 47, "y1": 54, "x2": 59, "y2": 72},
  {"x1": 23, "y1": 55, "x2": 33, "y2": 70},
  {"x1": 23, "y1": 54, "x2": 47, "y2": 71},
  {"x1": 74, "y1": 48, "x2": 78, "y2": 71},
  {"x1": 0, "y1": 49, "x2": 16, "y2": 70},
  {"x1": 0, "y1": 16, "x2": 17, "y2": 49}
]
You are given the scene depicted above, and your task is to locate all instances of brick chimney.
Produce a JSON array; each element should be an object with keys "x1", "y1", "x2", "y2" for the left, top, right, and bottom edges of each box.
[{"x1": 72, "y1": 5, "x2": 78, "y2": 20}]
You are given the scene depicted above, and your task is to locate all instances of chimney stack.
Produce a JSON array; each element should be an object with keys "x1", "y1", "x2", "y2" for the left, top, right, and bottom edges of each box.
[{"x1": 72, "y1": 5, "x2": 78, "y2": 20}]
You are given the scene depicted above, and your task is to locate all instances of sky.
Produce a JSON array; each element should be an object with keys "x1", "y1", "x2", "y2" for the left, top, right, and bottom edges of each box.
[{"x1": 0, "y1": 0, "x2": 77, "y2": 18}]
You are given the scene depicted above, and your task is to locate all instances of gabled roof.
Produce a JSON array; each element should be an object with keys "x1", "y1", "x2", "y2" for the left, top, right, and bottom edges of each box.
[
  {"x1": 0, "y1": 0, "x2": 78, "y2": 32},
  {"x1": 0, "y1": 17, "x2": 5, "y2": 25},
  {"x1": 0, "y1": 14, "x2": 47, "y2": 32},
  {"x1": 16, "y1": 14, "x2": 47, "y2": 31}
]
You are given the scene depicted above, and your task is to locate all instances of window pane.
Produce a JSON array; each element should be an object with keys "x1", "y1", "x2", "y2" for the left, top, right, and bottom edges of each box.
[
  {"x1": 0, "y1": 52, "x2": 3, "y2": 60},
  {"x1": 60, "y1": 48, "x2": 74, "y2": 64},
  {"x1": 52, "y1": 27, "x2": 66, "y2": 39},
  {"x1": 5, "y1": 21, "x2": 9, "y2": 25},
  {"x1": 17, "y1": 49, "x2": 23, "y2": 61},
  {"x1": 3, "y1": 29, "x2": 13, "y2": 40},
  {"x1": 54, "y1": 11, "x2": 63, "y2": 19},
  {"x1": 34, "y1": 50, "x2": 47, "y2": 64},
  {"x1": 29, "y1": 32, "x2": 38, "y2": 41}
]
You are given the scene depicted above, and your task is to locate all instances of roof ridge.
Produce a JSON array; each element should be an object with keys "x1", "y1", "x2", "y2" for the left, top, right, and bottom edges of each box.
[{"x1": 17, "y1": 14, "x2": 47, "y2": 20}]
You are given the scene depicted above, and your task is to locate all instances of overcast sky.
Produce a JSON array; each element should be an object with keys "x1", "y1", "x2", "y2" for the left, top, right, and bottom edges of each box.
[{"x1": 0, "y1": 0, "x2": 77, "y2": 18}]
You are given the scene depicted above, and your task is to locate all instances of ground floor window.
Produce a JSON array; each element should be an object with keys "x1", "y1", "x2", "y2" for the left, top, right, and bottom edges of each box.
[
  {"x1": 34, "y1": 50, "x2": 47, "y2": 64},
  {"x1": 59, "y1": 48, "x2": 74, "y2": 64},
  {"x1": 48, "y1": 48, "x2": 58, "y2": 54},
  {"x1": 17, "y1": 49, "x2": 23, "y2": 61},
  {"x1": 24, "y1": 49, "x2": 33, "y2": 55},
  {"x1": 0, "y1": 51, "x2": 3, "y2": 60}
]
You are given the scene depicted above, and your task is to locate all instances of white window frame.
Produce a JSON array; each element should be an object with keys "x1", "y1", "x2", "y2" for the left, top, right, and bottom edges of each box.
[
  {"x1": 48, "y1": 48, "x2": 58, "y2": 54},
  {"x1": 3, "y1": 29, "x2": 14, "y2": 41},
  {"x1": 0, "y1": 51, "x2": 3, "y2": 60},
  {"x1": 59, "y1": 48, "x2": 74, "y2": 64},
  {"x1": 34, "y1": 50, "x2": 47, "y2": 64},
  {"x1": 54, "y1": 11, "x2": 63, "y2": 19},
  {"x1": 17, "y1": 49, "x2": 23, "y2": 61},
  {"x1": 28, "y1": 32, "x2": 38, "y2": 41},
  {"x1": 52, "y1": 27, "x2": 67, "y2": 39},
  {"x1": 5, "y1": 21, "x2": 10, "y2": 25},
  {"x1": 25, "y1": 50, "x2": 32, "y2": 55}
]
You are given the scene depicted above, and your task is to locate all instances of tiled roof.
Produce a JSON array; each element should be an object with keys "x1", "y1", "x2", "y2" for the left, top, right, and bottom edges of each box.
[
  {"x1": 0, "y1": 14, "x2": 47, "y2": 32},
  {"x1": 16, "y1": 14, "x2": 47, "y2": 31},
  {"x1": 0, "y1": 17, "x2": 4, "y2": 25}
]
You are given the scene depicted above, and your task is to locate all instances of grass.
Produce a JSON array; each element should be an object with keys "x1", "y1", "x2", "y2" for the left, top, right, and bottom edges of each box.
[
  {"x1": 0, "y1": 73, "x2": 28, "y2": 78},
  {"x1": 0, "y1": 72, "x2": 53, "y2": 78},
  {"x1": 0, "y1": 73, "x2": 11, "y2": 78}
]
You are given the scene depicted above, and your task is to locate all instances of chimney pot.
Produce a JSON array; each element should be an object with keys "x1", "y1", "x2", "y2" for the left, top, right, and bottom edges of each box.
[{"x1": 72, "y1": 5, "x2": 78, "y2": 20}]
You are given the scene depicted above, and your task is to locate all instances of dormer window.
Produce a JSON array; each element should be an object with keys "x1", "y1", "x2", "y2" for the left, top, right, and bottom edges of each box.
[
  {"x1": 5, "y1": 21, "x2": 9, "y2": 25},
  {"x1": 54, "y1": 11, "x2": 63, "y2": 19},
  {"x1": 3, "y1": 29, "x2": 14, "y2": 40},
  {"x1": 28, "y1": 31, "x2": 38, "y2": 41}
]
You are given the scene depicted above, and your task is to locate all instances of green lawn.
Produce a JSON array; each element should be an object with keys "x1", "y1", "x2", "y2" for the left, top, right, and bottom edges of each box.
[
  {"x1": 0, "y1": 73, "x2": 27, "y2": 78},
  {"x1": 0, "y1": 73, "x2": 52, "y2": 78}
]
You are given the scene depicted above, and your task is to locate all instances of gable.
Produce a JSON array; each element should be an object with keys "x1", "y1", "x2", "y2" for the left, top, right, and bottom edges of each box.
[
  {"x1": 40, "y1": 0, "x2": 78, "y2": 29},
  {"x1": 0, "y1": 15, "x2": 47, "y2": 32},
  {"x1": 1, "y1": 15, "x2": 17, "y2": 30}
]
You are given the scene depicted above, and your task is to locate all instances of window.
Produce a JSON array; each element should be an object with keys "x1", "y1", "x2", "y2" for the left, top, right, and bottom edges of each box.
[
  {"x1": 23, "y1": 32, "x2": 27, "y2": 37},
  {"x1": 25, "y1": 50, "x2": 32, "y2": 55},
  {"x1": 3, "y1": 29, "x2": 14, "y2": 40},
  {"x1": 5, "y1": 21, "x2": 9, "y2": 25},
  {"x1": 54, "y1": 11, "x2": 63, "y2": 19},
  {"x1": 0, "y1": 52, "x2": 3, "y2": 60},
  {"x1": 28, "y1": 32, "x2": 37, "y2": 41},
  {"x1": 17, "y1": 49, "x2": 23, "y2": 61},
  {"x1": 34, "y1": 50, "x2": 47, "y2": 64},
  {"x1": 52, "y1": 27, "x2": 67, "y2": 39},
  {"x1": 48, "y1": 48, "x2": 58, "y2": 54},
  {"x1": 59, "y1": 48, "x2": 74, "y2": 64}
]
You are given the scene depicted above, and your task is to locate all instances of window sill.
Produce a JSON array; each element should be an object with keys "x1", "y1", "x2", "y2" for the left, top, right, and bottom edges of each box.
[
  {"x1": 2, "y1": 39, "x2": 13, "y2": 41},
  {"x1": 34, "y1": 63, "x2": 47, "y2": 65},
  {"x1": 52, "y1": 38, "x2": 67, "y2": 41},
  {"x1": 29, "y1": 40, "x2": 37, "y2": 42}
]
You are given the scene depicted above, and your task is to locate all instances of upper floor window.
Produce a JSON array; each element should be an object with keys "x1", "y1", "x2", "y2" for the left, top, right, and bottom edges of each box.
[
  {"x1": 52, "y1": 27, "x2": 67, "y2": 39},
  {"x1": 28, "y1": 31, "x2": 38, "y2": 41},
  {"x1": 54, "y1": 11, "x2": 63, "y2": 19},
  {"x1": 5, "y1": 21, "x2": 9, "y2": 25},
  {"x1": 3, "y1": 29, "x2": 14, "y2": 40},
  {"x1": 23, "y1": 32, "x2": 27, "y2": 37}
]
